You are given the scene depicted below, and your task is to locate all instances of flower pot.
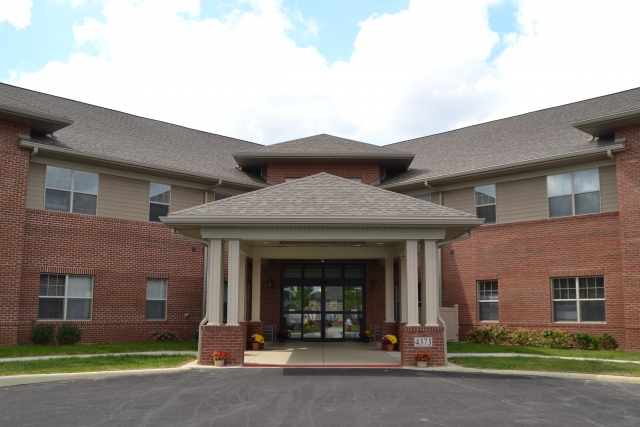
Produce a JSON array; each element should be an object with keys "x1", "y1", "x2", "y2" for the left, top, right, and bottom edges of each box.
[
  {"x1": 416, "y1": 361, "x2": 427, "y2": 369},
  {"x1": 362, "y1": 337, "x2": 371, "y2": 344},
  {"x1": 277, "y1": 337, "x2": 286, "y2": 343},
  {"x1": 214, "y1": 359, "x2": 225, "y2": 367},
  {"x1": 385, "y1": 344, "x2": 394, "y2": 352},
  {"x1": 251, "y1": 343, "x2": 260, "y2": 351}
]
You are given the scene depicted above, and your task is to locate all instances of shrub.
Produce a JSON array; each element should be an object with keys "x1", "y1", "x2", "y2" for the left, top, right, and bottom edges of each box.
[
  {"x1": 57, "y1": 323, "x2": 83, "y2": 345},
  {"x1": 508, "y1": 328, "x2": 542, "y2": 347},
  {"x1": 150, "y1": 330, "x2": 178, "y2": 342},
  {"x1": 467, "y1": 325, "x2": 509, "y2": 344},
  {"x1": 541, "y1": 329, "x2": 570, "y2": 349},
  {"x1": 29, "y1": 321, "x2": 56, "y2": 345},
  {"x1": 571, "y1": 332, "x2": 593, "y2": 350},
  {"x1": 596, "y1": 333, "x2": 619, "y2": 351}
]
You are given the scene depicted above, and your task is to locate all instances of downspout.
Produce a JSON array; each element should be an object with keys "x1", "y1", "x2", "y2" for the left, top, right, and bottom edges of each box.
[
  {"x1": 607, "y1": 149, "x2": 615, "y2": 161},
  {"x1": 31, "y1": 147, "x2": 38, "y2": 157},
  {"x1": 424, "y1": 180, "x2": 441, "y2": 204},
  {"x1": 435, "y1": 229, "x2": 474, "y2": 364},
  {"x1": 172, "y1": 229, "x2": 210, "y2": 364},
  {"x1": 204, "y1": 180, "x2": 223, "y2": 203}
]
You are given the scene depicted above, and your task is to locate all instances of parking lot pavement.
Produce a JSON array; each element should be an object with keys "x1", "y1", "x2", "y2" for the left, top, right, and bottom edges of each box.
[{"x1": 2, "y1": 369, "x2": 640, "y2": 427}]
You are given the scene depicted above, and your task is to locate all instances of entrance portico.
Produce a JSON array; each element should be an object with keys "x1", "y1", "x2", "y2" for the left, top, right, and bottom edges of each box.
[{"x1": 162, "y1": 173, "x2": 483, "y2": 366}]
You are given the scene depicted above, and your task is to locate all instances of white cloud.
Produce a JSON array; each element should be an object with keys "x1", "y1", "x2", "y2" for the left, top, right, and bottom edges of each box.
[
  {"x1": 0, "y1": 0, "x2": 33, "y2": 30},
  {"x1": 6, "y1": 0, "x2": 640, "y2": 144}
]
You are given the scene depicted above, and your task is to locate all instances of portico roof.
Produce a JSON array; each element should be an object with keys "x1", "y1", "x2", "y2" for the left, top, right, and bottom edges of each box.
[{"x1": 163, "y1": 173, "x2": 482, "y2": 229}]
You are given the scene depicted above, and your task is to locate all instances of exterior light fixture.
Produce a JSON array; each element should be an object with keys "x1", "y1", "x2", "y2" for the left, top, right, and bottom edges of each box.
[{"x1": 450, "y1": 248, "x2": 455, "y2": 255}]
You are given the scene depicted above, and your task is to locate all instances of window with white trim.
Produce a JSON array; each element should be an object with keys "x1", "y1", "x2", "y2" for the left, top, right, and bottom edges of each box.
[
  {"x1": 547, "y1": 169, "x2": 600, "y2": 218},
  {"x1": 348, "y1": 178, "x2": 362, "y2": 183},
  {"x1": 475, "y1": 184, "x2": 496, "y2": 224},
  {"x1": 38, "y1": 274, "x2": 93, "y2": 320},
  {"x1": 146, "y1": 279, "x2": 167, "y2": 320},
  {"x1": 214, "y1": 193, "x2": 232, "y2": 201},
  {"x1": 45, "y1": 166, "x2": 98, "y2": 215},
  {"x1": 149, "y1": 183, "x2": 170, "y2": 222},
  {"x1": 478, "y1": 281, "x2": 498, "y2": 321},
  {"x1": 552, "y1": 277, "x2": 605, "y2": 322},
  {"x1": 415, "y1": 194, "x2": 431, "y2": 202}
]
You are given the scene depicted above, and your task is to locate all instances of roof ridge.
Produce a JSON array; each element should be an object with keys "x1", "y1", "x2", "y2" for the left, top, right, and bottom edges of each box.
[
  {"x1": 0, "y1": 83, "x2": 262, "y2": 146},
  {"x1": 385, "y1": 86, "x2": 640, "y2": 147}
]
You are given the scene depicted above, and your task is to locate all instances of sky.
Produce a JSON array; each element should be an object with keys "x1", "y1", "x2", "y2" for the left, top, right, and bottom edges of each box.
[{"x1": 1, "y1": 0, "x2": 640, "y2": 145}]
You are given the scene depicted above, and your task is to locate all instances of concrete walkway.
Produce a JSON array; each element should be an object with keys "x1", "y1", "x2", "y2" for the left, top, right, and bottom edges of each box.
[
  {"x1": 244, "y1": 341, "x2": 401, "y2": 366},
  {"x1": 448, "y1": 353, "x2": 640, "y2": 365},
  {"x1": 0, "y1": 351, "x2": 197, "y2": 363}
]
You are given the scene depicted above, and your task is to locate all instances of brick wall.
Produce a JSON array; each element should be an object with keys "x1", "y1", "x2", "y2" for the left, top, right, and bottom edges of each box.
[
  {"x1": 16, "y1": 209, "x2": 204, "y2": 344},
  {"x1": 441, "y1": 212, "x2": 626, "y2": 346},
  {"x1": 615, "y1": 124, "x2": 640, "y2": 350},
  {"x1": 265, "y1": 163, "x2": 381, "y2": 185},
  {"x1": 0, "y1": 120, "x2": 31, "y2": 345}
]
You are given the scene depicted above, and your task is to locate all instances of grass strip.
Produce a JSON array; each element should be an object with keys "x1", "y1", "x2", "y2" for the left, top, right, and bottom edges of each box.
[
  {"x1": 449, "y1": 356, "x2": 640, "y2": 377},
  {"x1": 0, "y1": 342, "x2": 198, "y2": 358},
  {"x1": 0, "y1": 354, "x2": 196, "y2": 376},
  {"x1": 447, "y1": 342, "x2": 640, "y2": 362}
]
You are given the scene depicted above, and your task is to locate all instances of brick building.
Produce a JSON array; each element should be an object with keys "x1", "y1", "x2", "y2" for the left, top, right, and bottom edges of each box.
[{"x1": 1, "y1": 83, "x2": 639, "y2": 366}]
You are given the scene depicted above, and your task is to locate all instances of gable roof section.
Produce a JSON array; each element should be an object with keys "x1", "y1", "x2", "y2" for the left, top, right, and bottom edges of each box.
[
  {"x1": 163, "y1": 173, "x2": 481, "y2": 227},
  {"x1": 233, "y1": 134, "x2": 414, "y2": 170},
  {"x1": 0, "y1": 83, "x2": 265, "y2": 189},
  {"x1": 381, "y1": 87, "x2": 640, "y2": 189}
]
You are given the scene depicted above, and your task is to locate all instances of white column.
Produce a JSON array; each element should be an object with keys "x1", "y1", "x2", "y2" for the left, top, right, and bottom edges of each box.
[
  {"x1": 251, "y1": 258, "x2": 262, "y2": 322},
  {"x1": 207, "y1": 239, "x2": 224, "y2": 325},
  {"x1": 423, "y1": 240, "x2": 439, "y2": 326},
  {"x1": 399, "y1": 256, "x2": 407, "y2": 323},
  {"x1": 238, "y1": 254, "x2": 247, "y2": 321},
  {"x1": 406, "y1": 240, "x2": 420, "y2": 326},
  {"x1": 384, "y1": 257, "x2": 395, "y2": 322},
  {"x1": 226, "y1": 239, "x2": 241, "y2": 326}
]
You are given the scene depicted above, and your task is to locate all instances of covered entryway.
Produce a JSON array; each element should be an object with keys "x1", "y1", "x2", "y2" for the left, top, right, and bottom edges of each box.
[
  {"x1": 162, "y1": 173, "x2": 483, "y2": 367},
  {"x1": 244, "y1": 341, "x2": 401, "y2": 367}
]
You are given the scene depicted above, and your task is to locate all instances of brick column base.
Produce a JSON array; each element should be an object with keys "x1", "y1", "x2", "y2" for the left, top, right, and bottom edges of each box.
[
  {"x1": 199, "y1": 322, "x2": 248, "y2": 366},
  {"x1": 248, "y1": 321, "x2": 265, "y2": 338},
  {"x1": 399, "y1": 325, "x2": 445, "y2": 367}
]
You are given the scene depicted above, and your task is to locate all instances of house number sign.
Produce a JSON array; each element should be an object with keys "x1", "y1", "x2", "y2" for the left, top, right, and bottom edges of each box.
[{"x1": 414, "y1": 337, "x2": 433, "y2": 347}]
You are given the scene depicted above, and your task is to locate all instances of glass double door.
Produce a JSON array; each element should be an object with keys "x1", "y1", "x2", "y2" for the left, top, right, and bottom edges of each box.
[{"x1": 282, "y1": 284, "x2": 364, "y2": 341}]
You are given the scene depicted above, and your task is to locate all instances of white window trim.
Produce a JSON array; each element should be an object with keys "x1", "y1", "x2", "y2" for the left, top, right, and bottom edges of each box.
[
  {"x1": 149, "y1": 182, "x2": 171, "y2": 222},
  {"x1": 146, "y1": 279, "x2": 168, "y2": 321},
  {"x1": 44, "y1": 166, "x2": 99, "y2": 214},
  {"x1": 551, "y1": 277, "x2": 606, "y2": 323},
  {"x1": 474, "y1": 184, "x2": 497, "y2": 225},
  {"x1": 547, "y1": 169, "x2": 601, "y2": 218},
  {"x1": 477, "y1": 280, "x2": 499, "y2": 322},
  {"x1": 38, "y1": 274, "x2": 94, "y2": 321}
]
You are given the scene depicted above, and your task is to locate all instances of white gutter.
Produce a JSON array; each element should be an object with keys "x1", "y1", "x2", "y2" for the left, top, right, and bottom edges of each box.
[
  {"x1": 438, "y1": 314, "x2": 448, "y2": 363},
  {"x1": 424, "y1": 181, "x2": 442, "y2": 204},
  {"x1": 607, "y1": 150, "x2": 615, "y2": 161},
  {"x1": 436, "y1": 229, "x2": 474, "y2": 248},
  {"x1": 381, "y1": 143, "x2": 626, "y2": 190},
  {"x1": 204, "y1": 180, "x2": 223, "y2": 203}
]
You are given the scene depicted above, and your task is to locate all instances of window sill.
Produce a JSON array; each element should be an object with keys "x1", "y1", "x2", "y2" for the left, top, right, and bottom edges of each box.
[
  {"x1": 553, "y1": 321, "x2": 607, "y2": 324},
  {"x1": 478, "y1": 320, "x2": 499, "y2": 323}
]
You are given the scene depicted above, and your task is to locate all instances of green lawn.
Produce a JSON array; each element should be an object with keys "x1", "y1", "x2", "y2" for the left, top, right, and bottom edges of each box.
[
  {"x1": 449, "y1": 356, "x2": 640, "y2": 377},
  {"x1": 0, "y1": 342, "x2": 197, "y2": 358},
  {"x1": 0, "y1": 354, "x2": 196, "y2": 376},
  {"x1": 447, "y1": 342, "x2": 640, "y2": 362}
]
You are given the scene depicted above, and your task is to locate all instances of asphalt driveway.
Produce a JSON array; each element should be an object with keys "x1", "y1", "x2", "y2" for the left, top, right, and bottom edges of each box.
[{"x1": 1, "y1": 369, "x2": 640, "y2": 426}]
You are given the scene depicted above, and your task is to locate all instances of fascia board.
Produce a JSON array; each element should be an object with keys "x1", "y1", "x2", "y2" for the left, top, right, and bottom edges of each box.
[
  {"x1": 199, "y1": 228, "x2": 448, "y2": 241},
  {"x1": 233, "y1": 152, "x2": 415, "y2": 159},
  {"x1": 19, "y1": 139, "x2": 267, "y2": 191},
  {"x1": 161, "y1": 215, "x2": 483, "y2": 227},
  {"x1": 0, "y1": 105, "x2": 73, "y2": 132},
  {"x1": 380, "y1": 143, "x2": 625, "y2": 191},
  {"x1": 571, "y1": 108, "x2": 640, "y2": 136}
]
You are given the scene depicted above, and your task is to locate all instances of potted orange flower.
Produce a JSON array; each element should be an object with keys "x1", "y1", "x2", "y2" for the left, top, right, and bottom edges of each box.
[
  {"x1": 414, "y1": 352, "x2": 431, "y2": 368},
  {"x1": 212, "y1": 350, "x2": 229, "y2": 367}
]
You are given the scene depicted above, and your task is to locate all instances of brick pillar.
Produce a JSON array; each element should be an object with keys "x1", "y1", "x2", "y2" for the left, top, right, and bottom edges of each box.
[
  {"x1": 0, "y1": 120, "x2": 30, "y2": 346},
  {"x1": 399, "y1": 325, "x2": 446, "y2": 367},
  {"x1": 615, "y1": 124, "x2": 640, "y2": 350},
  {"x1": 199, "y1": 322, "x2": 248, "y2": 366}
]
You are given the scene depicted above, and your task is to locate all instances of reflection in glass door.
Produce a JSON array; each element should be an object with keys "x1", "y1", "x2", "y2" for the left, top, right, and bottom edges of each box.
[{"x1": 281, "y1": 264, "x2": 365, "y2": 341}]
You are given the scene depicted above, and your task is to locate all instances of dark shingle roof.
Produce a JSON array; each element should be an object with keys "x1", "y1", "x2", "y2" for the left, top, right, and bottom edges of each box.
[
  {"x1": 171, "y1": 173, "x2": 476, "y2": 218},
  {"x1": 0, "y1": 83, "x2": 264, "y2": 187},
  {"x1": 238, "y1": 134, "x2": 407, "y2": 155},
  {"x1": 382, "y1": 87, "x2": 640, "y2": 188}
]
